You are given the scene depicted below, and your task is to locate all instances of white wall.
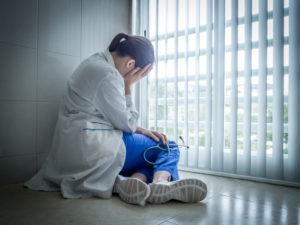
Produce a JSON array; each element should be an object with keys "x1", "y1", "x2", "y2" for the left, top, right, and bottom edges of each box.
[{"x1": 0, "y1": 0, "x2": 131, "y2": 185}]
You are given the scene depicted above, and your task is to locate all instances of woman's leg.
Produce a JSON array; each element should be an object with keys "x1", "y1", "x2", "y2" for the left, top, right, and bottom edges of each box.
[
  {"x1": 118, "y1": 132, "x2": 207, "y2": 204},
  {"x1": 147, "y1": 141, "x2": 207, "y2": 204},
  {"x1": 120, "y1": 133, "x2": 180, "y2": 183},
  {"x1": 152, "y1": 141, "x2": 180, "y2": 181},
  {"x1": 152, "y1": 171, "x2": 171, "y2": 183},
  {"x1": 131, "y1": 172, "x2": 147, "y2": 183},
  {"x1": 114, "y1": 133, "x2": 158, "y2": 205}
]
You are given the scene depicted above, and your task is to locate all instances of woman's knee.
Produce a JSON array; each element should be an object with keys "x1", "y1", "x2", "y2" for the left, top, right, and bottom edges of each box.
[{"x1": 168, "y1": 141, "x2": 180, "y2": 159}]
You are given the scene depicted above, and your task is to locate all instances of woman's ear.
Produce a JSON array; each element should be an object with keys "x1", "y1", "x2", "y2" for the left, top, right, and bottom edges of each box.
[{"x1": 126, "y1": 58, "x2": 136, "y2": 70}]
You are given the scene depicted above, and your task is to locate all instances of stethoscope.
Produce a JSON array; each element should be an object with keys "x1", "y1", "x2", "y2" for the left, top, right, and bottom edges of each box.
[{"x1": 143, "y1": 136, "x2": 189, "y2": 165}]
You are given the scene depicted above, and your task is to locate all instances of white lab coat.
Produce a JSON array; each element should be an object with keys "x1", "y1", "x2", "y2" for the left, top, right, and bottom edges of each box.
[{"x1": 25, "y1": 49, "x2": 139, "y2": 199}]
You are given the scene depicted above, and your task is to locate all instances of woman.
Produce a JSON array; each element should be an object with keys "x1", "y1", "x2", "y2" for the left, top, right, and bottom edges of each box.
[{"x1": 25, "y1": 33, "x2": 207, "y2": 205}]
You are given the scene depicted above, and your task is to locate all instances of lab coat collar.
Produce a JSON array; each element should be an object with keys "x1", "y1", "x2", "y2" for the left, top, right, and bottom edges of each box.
[{"x1": 104, "y1": 49, "x2": 115, "y2": 68}]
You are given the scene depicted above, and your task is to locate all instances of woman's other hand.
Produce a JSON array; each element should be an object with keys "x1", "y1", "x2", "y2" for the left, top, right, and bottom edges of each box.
[
  {"x1": 124, "y1": 64, "x2": 152, "y2": 94},
  {"x1": 136, "y1": 126, "x2": 167, "y2": 145}
]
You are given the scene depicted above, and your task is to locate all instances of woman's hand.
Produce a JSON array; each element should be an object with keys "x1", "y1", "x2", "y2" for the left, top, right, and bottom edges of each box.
[
  {"x1": 124, "y1": 64, "x2": 152, "y2": 94},
  {"x1": 136, "y1": 126, "x2": 168, "y2": 145}
]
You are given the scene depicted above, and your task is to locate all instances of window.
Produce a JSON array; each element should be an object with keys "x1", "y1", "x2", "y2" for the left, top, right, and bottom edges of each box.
[{"x1": 140, "y1": 0, "x2": 300, "y2": 183}]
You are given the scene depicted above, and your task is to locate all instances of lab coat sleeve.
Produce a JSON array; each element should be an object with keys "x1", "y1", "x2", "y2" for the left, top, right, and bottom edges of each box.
[{"x1": 93, "y1": 74, "x2": 139, "y2": 133}]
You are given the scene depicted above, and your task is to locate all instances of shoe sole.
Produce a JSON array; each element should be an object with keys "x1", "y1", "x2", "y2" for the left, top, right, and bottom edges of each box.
[
  {"x1": 148, "y1": 178, "x2": 207, "y2": 204},
  {"x1": 113, "y1": 176, "x2": 150, "y2": 205}
]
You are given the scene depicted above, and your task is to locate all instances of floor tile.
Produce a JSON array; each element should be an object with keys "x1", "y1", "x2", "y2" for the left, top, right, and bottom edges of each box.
[{"x1": 0, "y1": 172, "x2": 299, "y2": 225}]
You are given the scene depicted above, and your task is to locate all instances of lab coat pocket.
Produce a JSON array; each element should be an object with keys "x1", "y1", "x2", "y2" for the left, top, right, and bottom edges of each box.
[{"x1": 80, "y1": 121, "x2": 122, "y2": 168}]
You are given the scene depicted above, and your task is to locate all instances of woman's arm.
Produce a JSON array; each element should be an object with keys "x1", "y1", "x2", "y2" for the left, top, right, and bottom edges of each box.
[{"x1": 94, "y1": 74, "x2": 139, "y2": 133}]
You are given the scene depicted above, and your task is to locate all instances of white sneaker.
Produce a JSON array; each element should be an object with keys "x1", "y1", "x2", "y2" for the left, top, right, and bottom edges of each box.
[
  {"x1": 147, "y1": 178, "x2": 207, "y2": 204},
  {"x1": 113, "y1": 175, "x2": 150, "y2": 205}
]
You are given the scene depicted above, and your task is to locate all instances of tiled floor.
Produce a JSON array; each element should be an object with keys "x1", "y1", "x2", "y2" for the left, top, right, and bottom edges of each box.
[{"x1": 0, "y1": 171, "x2": 299, "y2": 225}]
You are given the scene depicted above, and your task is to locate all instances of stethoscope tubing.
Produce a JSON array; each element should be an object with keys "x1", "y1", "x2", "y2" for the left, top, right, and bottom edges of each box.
[{"x1": 143, "y1": 143, "x2": 189, "y2": 165}]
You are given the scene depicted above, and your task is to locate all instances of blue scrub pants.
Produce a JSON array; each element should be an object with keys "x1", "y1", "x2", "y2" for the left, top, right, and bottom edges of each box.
[{"x1": 120, "y1": 132, "x2": 180, "y2": 183}]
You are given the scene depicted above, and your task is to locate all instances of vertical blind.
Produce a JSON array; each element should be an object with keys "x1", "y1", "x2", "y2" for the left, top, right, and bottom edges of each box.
[{"x1": 139, "y1": 0, "x2": 300, "y2": 184}]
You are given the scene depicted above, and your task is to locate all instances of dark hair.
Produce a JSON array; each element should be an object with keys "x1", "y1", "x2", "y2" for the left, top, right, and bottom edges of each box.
[{"x1": 108, "y1": 33, "x2": 154, "y2": 68}]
